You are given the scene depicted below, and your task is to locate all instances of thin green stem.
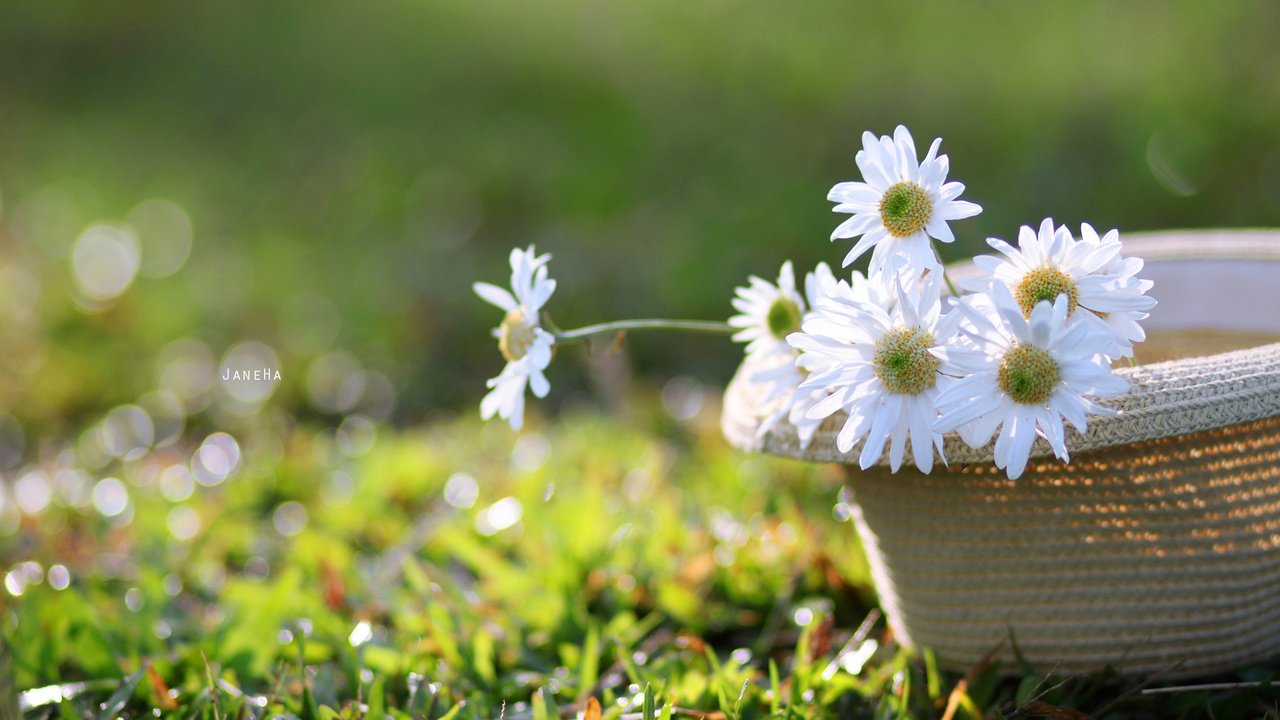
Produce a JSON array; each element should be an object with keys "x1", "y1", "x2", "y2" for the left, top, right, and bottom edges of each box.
[
  {"x1": 554, "y1": 319, "x2": 734, "y2": 343},
  {"x1": 942, "y1": 270, "x2": 959, "y2": 297}
]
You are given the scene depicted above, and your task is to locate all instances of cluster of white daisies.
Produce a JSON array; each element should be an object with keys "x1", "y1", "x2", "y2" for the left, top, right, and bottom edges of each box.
[{"x1": 474, "y1": 126, "x2": 1155, "y2": 479}]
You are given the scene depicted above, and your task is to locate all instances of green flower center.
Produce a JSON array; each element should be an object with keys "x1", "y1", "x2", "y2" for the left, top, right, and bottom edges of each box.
[
  {"x1": 997, "y1": 343, "x2": 1060, "y2": 405},
  {"x1": 766, "y1": 297, "x2": 803, "y2": 340},
  {"x1": 499, "y1": 308, "x2": 537, "y2": 361},
  {"x1": 1014, "y1": 266, "x2": 1078, "y2": 317},
  {"x1": 873, "y1": 327, "x2": 939, "y2": 395},
  {"x1": 878, "y1": 182, "x2": 933, "y2": 238}
]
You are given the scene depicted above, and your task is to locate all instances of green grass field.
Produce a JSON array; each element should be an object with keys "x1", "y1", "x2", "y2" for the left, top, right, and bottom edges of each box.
[{"x1": 8, "y1": 402, "x2": 1280, "y2": 719}]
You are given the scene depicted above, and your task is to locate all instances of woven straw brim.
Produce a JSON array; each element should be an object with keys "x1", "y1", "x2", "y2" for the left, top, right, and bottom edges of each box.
[
  {"x1": 720, "y1": 230, "x2": 1280, "y2": 677},
  {"x1": 848, "y1": 415, "x2": 1280, "y2": 677}
]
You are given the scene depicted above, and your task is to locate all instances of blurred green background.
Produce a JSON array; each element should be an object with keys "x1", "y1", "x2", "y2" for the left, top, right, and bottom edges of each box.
[
  {"x1": 6, "y1": 2, "x2": 1280, "y2": 714},
  {"x1": 2, "y1": 1, "x2": 1279, "y2": 430}
]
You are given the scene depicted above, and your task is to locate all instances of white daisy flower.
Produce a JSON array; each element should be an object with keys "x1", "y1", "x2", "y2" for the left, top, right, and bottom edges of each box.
[
  {"x1": 828, "y1": 125, "x2": 982, "y2": 278},
  {"x1": 729, "y1": 260, "x2": 806, "y2": 359},
  {"x1": 1079, "y1": 223, "x2": 1156, "y2": 354},
  {"x1": 934, "y1": 284, "x2": 1129, "y2": 480},
  {"x1": 751, "y1": 262, "x2": 844, "y2": 446},
  {"x1": 958, "y1": 218, "x2": 1157, "y2": 358},
  {"x1": 473, "y1": 246, "x2": 557, "y2": 430},
  {"x1": 788, "y1": 271, "x2": 957, "y2": 473}
]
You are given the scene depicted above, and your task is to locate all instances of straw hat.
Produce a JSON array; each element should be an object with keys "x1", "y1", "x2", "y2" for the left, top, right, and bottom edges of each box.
[{"x1": 722, "y1": 230, "x2": 1280, "y2": 677}]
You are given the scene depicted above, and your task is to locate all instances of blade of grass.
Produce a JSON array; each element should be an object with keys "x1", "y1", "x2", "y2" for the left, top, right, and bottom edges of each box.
[
  {"x1": 578, "y1": 625, "x2": 601, "y2": 703},
  {"x1": 95, "y1": 664, "x2": 147, "y2": 720}
]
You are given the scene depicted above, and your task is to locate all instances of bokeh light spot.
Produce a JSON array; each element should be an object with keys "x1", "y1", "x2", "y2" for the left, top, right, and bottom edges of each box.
[
  {"x1": 15, "y1": 470, "x2": 52, "y2": 515},
  {"x1": 92, "y1": 477, "x2": 130, "y2": 517},
  {"x1": 70, "y1": 223, "x2": 140, "y2": 304},
  {"x1": 193, "y1": 433, "x2": 241, "y2": 486},
  {"x1": 307, "y1": 352, "x2": 365, "y2": 414},
  {"x1": 160, "y1": 464, "x2": 196, "y2": 502},
  {"x1": 476, "y1": 497, "x2": 522, "y2": 535},
  {"x1": 219, "y1": 341, "x2": 282, "y2": 405},
  {"x1": 100, "y1": 405, "x2": 155, "y2": 461},
  {"x1": 167, "y1": 505, "x2": 202, "y2": 540},
  {"x1": 48, "y1": 564, "x2": 71, "y2": 591},
  {"x1": 128, "y1": 198, "x2": 193, "y2": 278},
  {"x1": 336, "y1": 415, "x2": 376, "y2": 457},
  {"x1": 444, "y1": 473, "x2": 479, "y2": 509},
  {"x1": 273, "y1": 501, "x2": 308, "y2": 537}
]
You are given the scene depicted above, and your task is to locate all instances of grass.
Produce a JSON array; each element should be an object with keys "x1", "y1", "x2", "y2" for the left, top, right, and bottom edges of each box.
[{"x1": 7, "y1": 399, "x2": 1280, "y2": 719}]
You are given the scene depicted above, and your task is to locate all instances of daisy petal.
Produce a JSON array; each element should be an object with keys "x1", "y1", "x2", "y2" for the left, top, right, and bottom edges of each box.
[
  {"x1": 473, "y1": 282, "x2": 517, "y2": 312},
  {"x1": 924, "y1": 216, "x2": 955, "y2": 243}
]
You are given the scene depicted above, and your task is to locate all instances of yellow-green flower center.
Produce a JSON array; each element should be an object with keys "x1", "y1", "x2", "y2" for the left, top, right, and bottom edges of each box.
[
  {"x1": 878, "y1": 182, "x2": 932, "y2": 238},
  {"x1": 997, "y1": 343, "x2": 1060, "y2": 405},
  {"x1": 499, "y1": 308, "x2": 537, "y2": 361},
  {"x1": 1014, "y1": 266, "x2": 1078, "y2": 317},
  {"x1": 766, "y1": 297, "x2": 803, "y2": 340},
  {"x1": 873, "y1": 327, "x2": 939, "y2": 395}
]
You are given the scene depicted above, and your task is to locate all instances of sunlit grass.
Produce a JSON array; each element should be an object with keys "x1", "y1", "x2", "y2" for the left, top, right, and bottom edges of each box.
[{"x1": 7, "y1": 404, "x2": 1280, "y2": 718}]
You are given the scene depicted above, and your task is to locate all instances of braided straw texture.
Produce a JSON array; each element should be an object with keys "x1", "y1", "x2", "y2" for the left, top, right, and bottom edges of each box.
[
  {"x1": 720, "y1": 230, "x2": 1280, "y2": 676},
  {"x1": 846, "y1": 420, "x2": 1280, "y2": 677}
]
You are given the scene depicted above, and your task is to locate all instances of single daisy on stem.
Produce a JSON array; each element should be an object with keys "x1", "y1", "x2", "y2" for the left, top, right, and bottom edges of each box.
[
  {"x1": 934, "y1": 283, "x2": 1128, "y2": 479},
  {"x1": 473, "y1": 246, "x2": 558, "y2": 430},
  {"x1": 828, "y1": 125, "x2": 982, "y2": 278},
  {"x1": 474, "y1": 247, "x2": 737, "y2": 430}
]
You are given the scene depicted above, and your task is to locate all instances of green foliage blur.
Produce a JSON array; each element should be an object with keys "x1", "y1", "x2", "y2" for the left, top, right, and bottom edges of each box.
[
  {"x1": 6, "y1": 3, "x2": 1280, "y2": 717},
  {"x1": 11, "y1": 409, "x2": 1280, "y2": 718},
  {"x1": 3, "y1": 1, "x2": 1280, "y2": 423}
]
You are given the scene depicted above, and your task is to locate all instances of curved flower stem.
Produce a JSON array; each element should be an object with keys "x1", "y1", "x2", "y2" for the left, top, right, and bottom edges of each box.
[{"x1": 554, "y1": 319, "x2": 734, "y2": 344}]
